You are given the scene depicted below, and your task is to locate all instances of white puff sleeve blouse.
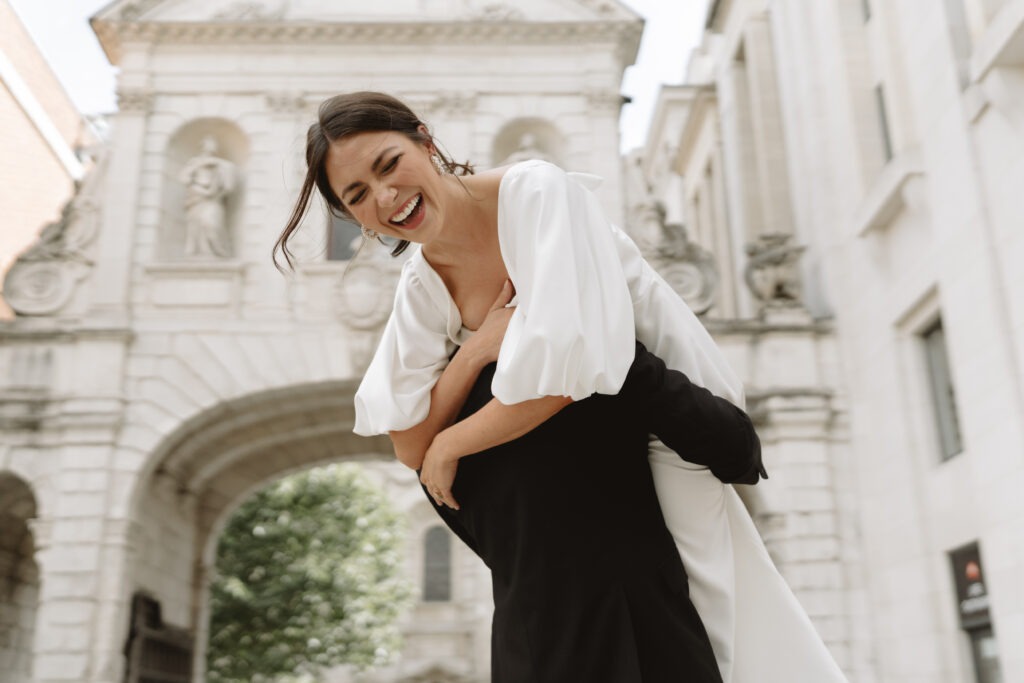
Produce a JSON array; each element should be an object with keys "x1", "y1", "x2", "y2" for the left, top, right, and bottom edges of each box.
[{"x1": 352, "y1": 160, "x2": 742, "y2": 436}]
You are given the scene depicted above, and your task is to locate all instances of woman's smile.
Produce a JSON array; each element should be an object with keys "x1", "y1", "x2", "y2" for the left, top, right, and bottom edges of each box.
[
  {"x1": 388, "y1": 193, "x2": 425, "y2": 229},
  {"x1": 325, "y1": 130, "x2": 444, "y2": 241}
]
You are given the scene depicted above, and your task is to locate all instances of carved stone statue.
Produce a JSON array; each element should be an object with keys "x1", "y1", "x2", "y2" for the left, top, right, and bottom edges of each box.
[
  {"x1": 743, "y1": 233, "x2": 806, "y2": 306},
  {"x1": 4, "y1": 155, "x2": 105, "y2": 317},
  {"x1": 179, "y1": 136, "x2": 236, "y2": 258},
  {"x1": 623, "y1": 155, "x2": 719, "y2": 314}
]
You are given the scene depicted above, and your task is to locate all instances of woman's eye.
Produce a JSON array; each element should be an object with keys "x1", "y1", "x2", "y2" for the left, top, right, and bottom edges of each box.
[
  {"x1": 382, "y1": 156, "x2": 400, "y2": 173},
  {"x1": 350, "y1": 190, "x2": 366, "y2": 205}
]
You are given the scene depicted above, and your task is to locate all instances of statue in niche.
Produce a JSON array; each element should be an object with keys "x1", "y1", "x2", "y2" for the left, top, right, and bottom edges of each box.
[
  {"x1": 743, "y1": 232, "x2": 806, "y2": 306},
  {"x1": 500, "y1": 133, "x2": 554, "y2": 165},
  {"x1": 179, "y1": 136, "x2": 236, "y2": 258}
]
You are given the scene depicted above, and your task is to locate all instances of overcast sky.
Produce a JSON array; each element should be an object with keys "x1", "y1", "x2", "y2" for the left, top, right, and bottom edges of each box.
[{"x1": 8, "y1": 0, "x2": 708, "y2": 152}]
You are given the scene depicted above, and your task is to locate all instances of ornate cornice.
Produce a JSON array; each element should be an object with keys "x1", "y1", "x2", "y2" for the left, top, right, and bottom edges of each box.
[
  {"x1": 411, "y1": 91, "x2": 480, "y2": 118},
  {"x1": 584, "y1": 88, "x2": 625, "y2": 112},
  {"x1": 116, "y1": 87, "x2": 155, "y2": 113},
  {"x1": 92, "y1": 20, "x2": 644, "y2": 66},
  {"x1": 264, "y1": 91, "x2": 309, "y2": 113}
]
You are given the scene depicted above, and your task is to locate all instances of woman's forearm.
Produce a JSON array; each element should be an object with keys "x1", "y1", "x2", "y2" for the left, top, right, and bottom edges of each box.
[
  {"x1": 389, "y1": 347, "x2": 490, "y2": 469},
  {"x1": 434, "y1": 394, "x2": 574, "y2": 461}
]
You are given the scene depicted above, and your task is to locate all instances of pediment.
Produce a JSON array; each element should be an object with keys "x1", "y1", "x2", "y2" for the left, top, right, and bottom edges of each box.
[
  {"x1": 93, "y1": 0, "x2": 640, "y2": 24},
  {"x1": 91, "y1": 0, "x2": 642, "y2": 64}
]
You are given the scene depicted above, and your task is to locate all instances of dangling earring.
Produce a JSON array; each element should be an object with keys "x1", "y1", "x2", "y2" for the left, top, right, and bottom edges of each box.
[
  {"x1": 361, "y1": 226, "x2": 377, "y2": 240},
  {"x1": 432, "y1": 154, "x2": 446, "y2": 175}
]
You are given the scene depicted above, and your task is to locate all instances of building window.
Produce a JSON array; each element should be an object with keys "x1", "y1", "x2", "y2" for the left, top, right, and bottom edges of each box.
[
  {"x1": 949, "y1": 543, "x2": 1003, "y2": 682},
  {"x1": 423, "y1": 526, "x2": 451, "y2": 602},
  {"x1": 921, "y1": 319, "x2": 963, "y2": 460},
  {"x1": 327, "y1": 213, "x2": 362, "y2": 261},
  {"x1": 874, "y1": 84, "x2": 894, "y2": 163}
]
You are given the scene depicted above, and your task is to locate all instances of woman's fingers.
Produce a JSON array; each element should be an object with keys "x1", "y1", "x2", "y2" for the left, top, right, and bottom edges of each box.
[
  {"x1": 430, "y1": 488, "x2": 445, "y2": 507},
  {"x1": 420, "y1": 455, "x2": 460, "y2": 510},
  {"x1": 439, "y1": 486, "x2": 459, "y2": 510},
  {"x1": 426, "y1": 482, "x2": 458, "y2": 509}
]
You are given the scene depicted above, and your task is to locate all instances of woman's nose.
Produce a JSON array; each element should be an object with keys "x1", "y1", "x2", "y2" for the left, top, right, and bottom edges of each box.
[{"x1": 375, "y1": 184, "x2": 398, "y2": 207}]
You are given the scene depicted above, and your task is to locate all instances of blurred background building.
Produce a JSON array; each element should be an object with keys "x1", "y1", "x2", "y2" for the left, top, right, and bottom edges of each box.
[
  {"x1": 0, "y1": 0, "x2": 95, "y2": 318},
  {"x1": 0, "y1": 1, "x2": 1022, "y2": 682},
  {"x1": 637, "y1": 1, "x2": 1024, "y2": 682}
]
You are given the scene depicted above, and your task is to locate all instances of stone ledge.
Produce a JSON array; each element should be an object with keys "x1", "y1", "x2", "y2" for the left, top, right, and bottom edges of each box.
[
  {"x1": 703, "y1": 316, "x2": 834, "y2": 336},
  {"x1": 143, "y1": 260, "x2": 245, "y2": 308},
  {"x1": 852, "y1": 148, "x2": 925, "y2": 237},
  {"x1": 0, "y1": 319, "x2": 133, "y2": 343},
  {"x1": 93, "y1": 20, "x2": 644, "y2": 65},
  {"x1": 970, "y1": 0, "x2": 1024, "y2": 81}
]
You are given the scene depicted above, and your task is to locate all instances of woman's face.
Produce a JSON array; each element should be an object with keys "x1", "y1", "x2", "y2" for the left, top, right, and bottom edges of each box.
[{"x1": 325, "y1": 130, "x2": 443, "y2": 244}]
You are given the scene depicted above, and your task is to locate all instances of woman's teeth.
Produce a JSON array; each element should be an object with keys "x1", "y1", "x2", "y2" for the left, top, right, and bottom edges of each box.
[{"x1": 390, "y1": 194, "x2": 421, "y2": 225}]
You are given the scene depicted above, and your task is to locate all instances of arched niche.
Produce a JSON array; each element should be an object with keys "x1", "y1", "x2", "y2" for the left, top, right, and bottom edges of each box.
[
  {"x1": 159, "y1": 118, "x2": 250, "y2": 260},
  {"x1": 490, "y1": 118, "x2": 566, "y2": 168},
  {"x1": 0, "y1": 473, "x2": 39, "y2": 683}
]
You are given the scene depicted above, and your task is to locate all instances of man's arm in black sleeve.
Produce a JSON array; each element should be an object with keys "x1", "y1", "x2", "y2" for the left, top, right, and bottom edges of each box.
[{"x1": 619, "y1": 342, "x2": 767, "y2": 485}]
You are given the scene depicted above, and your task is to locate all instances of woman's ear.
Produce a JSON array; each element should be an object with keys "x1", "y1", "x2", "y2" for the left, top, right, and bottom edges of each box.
[{"x1": 417, "y1": 124, "x2": 435, "y2": 153}]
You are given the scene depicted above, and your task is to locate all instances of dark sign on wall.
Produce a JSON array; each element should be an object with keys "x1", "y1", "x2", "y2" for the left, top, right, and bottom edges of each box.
[{"x1": 950, "y1": 542, "x2": 991, "y2": 630}]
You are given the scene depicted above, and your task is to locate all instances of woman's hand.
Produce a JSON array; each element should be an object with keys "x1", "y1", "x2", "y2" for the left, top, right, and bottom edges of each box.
[
  {"x1": 468, "y1": 279, "x2": 516, "y2": 364},
  {"x1": 419, "y1": 280, "x2": 516, "y2": 508},
  {"x1": 420, "y1": 431, "x2": 461, "y2": 509}
]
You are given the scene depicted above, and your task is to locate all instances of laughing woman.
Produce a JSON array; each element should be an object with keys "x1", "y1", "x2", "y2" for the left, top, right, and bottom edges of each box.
[{"x1": 275, "y1": 92, "x2": 846, "y2": 683}]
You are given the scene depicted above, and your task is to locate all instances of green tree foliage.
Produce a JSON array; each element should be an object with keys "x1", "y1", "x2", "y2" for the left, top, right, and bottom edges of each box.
[{"x1": 206, "y1": 464, "x2": 412, "y2": 683}]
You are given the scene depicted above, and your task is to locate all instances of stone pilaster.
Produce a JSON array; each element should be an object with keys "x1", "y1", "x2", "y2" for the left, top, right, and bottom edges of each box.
[
  {"x1": 741, "y1": 14, "x2": 796, "y2": 238},
  {"x1": 89, "y1": 87, "x2": 152, "y2": 322}
]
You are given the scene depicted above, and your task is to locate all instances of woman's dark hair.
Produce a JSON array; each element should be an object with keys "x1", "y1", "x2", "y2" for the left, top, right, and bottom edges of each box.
[{"x1": 274, "y1": 91, "x2": 473, "y2": 270}]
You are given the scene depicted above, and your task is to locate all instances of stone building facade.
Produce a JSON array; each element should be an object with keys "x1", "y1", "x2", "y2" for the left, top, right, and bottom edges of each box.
[
  {"x1": 0, "y1": 1, "x2": 651, "y2": 682},
  {"x1": 640, "y1": 1, "x2": 1024, "y2": 681},
  {"x1": 9, "y1": 0, "x2": 1016, "y2": 682},
  {"x1": 0, "y1": 0, "x2": 92, "y2": 318}
]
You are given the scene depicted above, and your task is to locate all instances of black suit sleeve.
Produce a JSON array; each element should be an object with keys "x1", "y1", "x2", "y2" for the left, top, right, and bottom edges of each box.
[{"x1": 619, "y1": 342, "x2": 767, "y2": 485}]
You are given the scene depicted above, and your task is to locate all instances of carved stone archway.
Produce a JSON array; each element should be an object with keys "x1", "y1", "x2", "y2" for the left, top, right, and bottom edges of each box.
[{"x1": 123, "y1": 380, "x2": 394, "y2": 681}]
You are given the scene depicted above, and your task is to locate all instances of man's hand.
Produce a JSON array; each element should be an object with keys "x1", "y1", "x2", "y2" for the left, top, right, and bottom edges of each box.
[{"x1": 420, "y1": 431, "x2": 461, "y2": 510}]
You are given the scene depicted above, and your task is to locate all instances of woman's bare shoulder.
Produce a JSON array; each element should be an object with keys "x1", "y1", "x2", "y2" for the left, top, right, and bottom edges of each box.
[
  {"x1": 475, "y1": 160, "x2": 560, "y2": 195},
  {"x1": 468, "y1": 165, "x2": 511, "y2": 191}
]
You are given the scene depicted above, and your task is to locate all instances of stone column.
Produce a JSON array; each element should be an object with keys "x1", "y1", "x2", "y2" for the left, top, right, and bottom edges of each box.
[
  {"x1": 742, "y1": 14, "x2": 796, "y2": 239},
  {"x1": 87, "y1": 519, "x2": 144, "y2": 683},
  {"x1": 89, "y1": 86, "x2": 152, "y2": 323},
  {"x1": 718, "y1": 56, "x2": 763, "y2": 246},
  {"x1": 251, "y1": 92, "x2": 310, "y2": 319},
  {"x1": 718, "y1": 59, "x2": 765, "y2": 320},
  {"x1": 747, "y1": 310, "x2": 855, "y2": 673},
  {"x1": 584, "y1": 88, "x2": 627, "y2": 226},
  {"x1": 710, "y1": 142, "x2": 742, "y2": 319},
  {"x1": 26, "y1": 514, "x2": 96, "y2": 683}
]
